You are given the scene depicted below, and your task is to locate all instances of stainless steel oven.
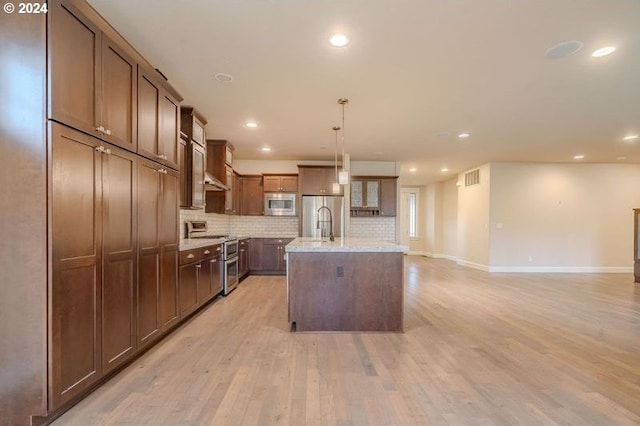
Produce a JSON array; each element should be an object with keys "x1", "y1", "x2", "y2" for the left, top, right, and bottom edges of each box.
[{"x1": 185, "y1": 220, "x2": 240, "y2": 295}]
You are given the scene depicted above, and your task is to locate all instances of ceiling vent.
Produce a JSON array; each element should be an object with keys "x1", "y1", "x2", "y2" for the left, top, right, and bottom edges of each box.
[{"x1": 464, "y1": 169, "x2": 480, "y2": 187}]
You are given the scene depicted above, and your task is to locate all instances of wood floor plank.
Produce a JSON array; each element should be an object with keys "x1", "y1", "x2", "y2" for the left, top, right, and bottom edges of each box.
[{"x1": 52, "y1": 257, "x2": 640, "y2": 426}]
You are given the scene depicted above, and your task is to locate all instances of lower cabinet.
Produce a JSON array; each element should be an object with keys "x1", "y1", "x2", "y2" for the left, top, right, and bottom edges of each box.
[
  {"x1": 179, "y1": 244, "x2": 223, "y2": 317},
  {"x1": 239, "y1": 238, "x2": 251, "y2": 278},
  {"x1": 249, "y1": 238, "x2": 293, "y2": 275}
]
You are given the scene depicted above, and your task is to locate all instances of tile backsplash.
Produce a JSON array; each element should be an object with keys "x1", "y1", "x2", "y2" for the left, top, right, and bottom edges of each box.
[
  {"x1": 180, "y1": 210, "x2": 396, "y2": 241},
  {"x1": 350, "y1": 217, "x2": 396, "y2": 242}
]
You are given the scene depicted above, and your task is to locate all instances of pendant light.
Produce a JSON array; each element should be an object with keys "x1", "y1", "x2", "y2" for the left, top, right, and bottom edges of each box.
[
  {"x1": 332, "y1": 126, "x2": 341, "y2": 194},
  {"x1": 338, "y1": 98, "x2": 350, "y2": 185}
]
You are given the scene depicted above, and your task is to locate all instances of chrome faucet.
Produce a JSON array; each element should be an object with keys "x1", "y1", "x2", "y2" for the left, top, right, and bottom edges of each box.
[{"x1": 316, "y1": 205, "x2": 334, "y2": 241}]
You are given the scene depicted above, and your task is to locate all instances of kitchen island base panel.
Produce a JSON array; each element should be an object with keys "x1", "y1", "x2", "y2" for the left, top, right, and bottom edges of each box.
[{"x1": 288, "y1": 252, "x2": 403, "y2": 332}]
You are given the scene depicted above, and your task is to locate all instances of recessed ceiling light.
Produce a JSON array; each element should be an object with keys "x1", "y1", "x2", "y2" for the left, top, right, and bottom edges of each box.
[
  {"x1": 329, "y1": 34, "x2": 349, "y2": 47},
  {"x1": 623, "y1": 134, "x2": 638, "y2": 141},
  {"x1": 214, "y1": 73, "x2": 234, "y2": 82},
  {"x1": 261, "y1": 147, "x2": 271, "y2": 152},
  {"x1": 458, "y1": 133, "x2": 470, "y2": 139},
  {"x1": 573, "y1": 154, "x2": 585, "y2": 160},
  {"x1": 545, "y1": 40, "x2": 584, "y2": 59},
  {"x1": 592, "y1": 46, "x2": 616, "y2": 57},
  {"x1": 441, "y1": 168, "x2": 449, "y2": 172},
  {"x1": 617, "y1": 156, "x2": 627, "y2": 161},
  {"x1": 246, "y1": 122, "x2": 258, "y2": 128},
  {"x1": 409, "y1": 168, "x2": 417, "y2": 172}
]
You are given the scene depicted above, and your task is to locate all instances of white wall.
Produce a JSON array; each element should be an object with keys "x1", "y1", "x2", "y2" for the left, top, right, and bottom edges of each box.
[
  {"x1": 488, "y1": 162, "x2": 640, "y2": 272},
  {"x1": 441, "y1": 178, "x2": 458, "y2": 259},
  {"x1": 456, "y1": 163, "x2": 491, "y2": 270}
]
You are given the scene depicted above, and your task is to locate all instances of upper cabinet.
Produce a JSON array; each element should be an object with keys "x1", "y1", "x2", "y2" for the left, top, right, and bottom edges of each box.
[
  {"x1": 49, "y1": 1, "x2": 137, "y2": 151},
  {"x1": 350, "y1": 177, "x2": 398, "y2": 217},
  {"x1": 48, "y1": 0, "x2": 181, "y2": 166},
  {"x1": 263, "y1": 175, "x2": 298, "y2": 192},
  {"x1": 138, "y1": 67, "x2": 180, "y2": 169},
  {"x1": 298, "y1": 166, "x2": 342, "y2": 195},
  {"x1": 180, "y1": 108, "x2": 208, "y2": 209}
]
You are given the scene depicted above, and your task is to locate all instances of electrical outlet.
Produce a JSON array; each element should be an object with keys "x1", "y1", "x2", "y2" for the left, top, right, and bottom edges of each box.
[
  {"x1": 528, "y1": 256, "x2": 533, "y2": 262},
  {"x1": 336, "y1": 266, "x2": 344, "y2": 277}
]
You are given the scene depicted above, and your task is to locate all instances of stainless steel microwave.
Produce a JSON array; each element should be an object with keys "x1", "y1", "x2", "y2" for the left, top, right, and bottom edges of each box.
[{"x1": 264, "y1": 193, "x2": 296, "y2": 216}]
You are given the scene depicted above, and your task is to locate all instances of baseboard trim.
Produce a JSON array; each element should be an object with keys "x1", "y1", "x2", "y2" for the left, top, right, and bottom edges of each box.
[
  {"x1": 456, "y1": 259, "x2": 490, "y2": 272},
  {"x1": 488, "y1": 266, "x2": 633, "y2": 273}
]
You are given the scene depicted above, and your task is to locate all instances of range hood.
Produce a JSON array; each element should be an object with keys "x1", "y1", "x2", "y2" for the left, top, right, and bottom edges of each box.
[{"x1": 204, "y1": 172, "x2": 229, "y2": 191}]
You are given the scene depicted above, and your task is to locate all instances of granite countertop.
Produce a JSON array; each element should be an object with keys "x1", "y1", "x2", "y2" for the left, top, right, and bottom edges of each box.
[
  {"x1": 285, "y1": 237, "x2": 408, "y2": 253},
  {"x1": 179, "y1": 238, "x2": 225, "y2": 251}
]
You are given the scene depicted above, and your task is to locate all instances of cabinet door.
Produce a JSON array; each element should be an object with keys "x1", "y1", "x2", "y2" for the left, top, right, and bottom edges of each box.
[
  {"x1": 137, "y1": 71, "x2": 160, "y2": 160},
  {"x1": 101, "y1": 36, "x2": 136, "y2": 150},
  {"x1": 351, "y1": 180, "x2": 364, "y2": 208},
  {"x1": 239, "y1": 240, "x2": 249, "y2": 277},
  {"x1": 249, "y1": 239, "x2": 263, "y2": 272},
  {"x1": 190, "y1": 144, "x2": 205, "y2": 209},
  {"x1": 160, "y1": 170, "x2": 179, "y2": 329},
  {"x1": 380, "y1": 179, "x2": 397, "y2": 217},
  {"x1": 159, "y1": 93, "x2": 179, "y2": 169},
  {"x1": 225, "y1": 166, "x2": 234, "y2": 213},
  {"x1": 300, "y1": 168, "x2": 325, "y2": 195},
  {"x1": 101, "y1": 146, "x2": 136, "y2": 373},
  {"x1": 281, "y1": 176, "x2": 298, "y2": 192},
  {"x1": 178, "y1": 136, "x2": 188, "y2": 207},
  {"x1": 197, "y1": 258, "x2": 213, "y2": 304},
  {"x1": 365, "y1": 180, "x2": 380, "y2": 208},
  {"x1": 50, "y1": 124, "x2": 102, "y2": 409},
  {"x1": 179, "y1": 264, "x2": 198, "y2": 317},
  {"x1": 241, "y1": 176, "x2": 264, "y2": 215},
  {"x1": 48, "y1": 1, "x2": 101, "y2": 137},
  {"x1": 262, "y1": 241, "x2": 281, "y2": 271},
  {"x1": 263, "y1": 176, "x2": 281, "y2": 192},
  {"x1": 210, "y1": 256, "x2": 223, "y2": 295},
  {"x1": 233, "y1": 173, "x2": 242, "y2": 214},
  {"x1": 137, "y1": 161, "x2": 161, "y2": 348}
]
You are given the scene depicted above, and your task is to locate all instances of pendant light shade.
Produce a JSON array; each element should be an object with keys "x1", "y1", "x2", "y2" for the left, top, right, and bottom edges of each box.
[
  {"x1": 332, "y1": 125, "x2": 341, "y2": 193},
  {"x1": 338, "y1": 98, "x2": 349, "y2": 185}
]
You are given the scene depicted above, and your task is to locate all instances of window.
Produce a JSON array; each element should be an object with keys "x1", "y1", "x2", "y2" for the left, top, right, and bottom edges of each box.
[{"x1": 408, "y1": 192, "x2": 417, "y2": 238}]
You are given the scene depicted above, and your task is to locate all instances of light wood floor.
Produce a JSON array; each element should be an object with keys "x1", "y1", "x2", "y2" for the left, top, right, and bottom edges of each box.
[{"x1": 53, "y1": 256, "x2": 640, "y2": 426}]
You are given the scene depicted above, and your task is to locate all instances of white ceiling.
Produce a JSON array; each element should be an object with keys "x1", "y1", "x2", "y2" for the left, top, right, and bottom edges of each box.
[{"x1": 88, "y1": 0, "x2": 640, "y2": 185}]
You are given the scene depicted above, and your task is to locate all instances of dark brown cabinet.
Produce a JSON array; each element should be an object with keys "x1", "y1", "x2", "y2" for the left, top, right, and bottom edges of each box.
[
  {"x1": 138, "y1": 67, "x2": 180, "y2": 170},
  {"x1": 241, "y1": 176, "x2": 264, "y2": 215},
  {"x1": 380, "y1": 178, "x2": 398, "y2": 217},
  {"x1": 180, "y1": 108, "x2": 208, "y2": 209},
  {"x1": 50, "y1": 123, "x2": 137, "y2": 409},
  {"x1": 239, "y1": 238, "x2": 251, "y2": 278},
  {"x1": 350, "y1": 177, "x2": 397, "y2": 217},
  {"x1": 137, "y1": 160, "x2": 179, "y2": 350},
  {"x1": 263, "y1": 175, "x2": 298, "y2": 192},
  {"x1": 178, "y1": 132, "x2": 188, "y2": 207},
  {"x1": 49, "y1": 1, "x2": 137, "y2": 151},
  {"x1": 249, "y1": 238, "x2": 293, "y2": 275},
  {"x1": 179, "y1": 245, "x2": 222, "y2": 317},
  {"x1": 299, "y1": 166, "x2": 342, "y2": 195}
]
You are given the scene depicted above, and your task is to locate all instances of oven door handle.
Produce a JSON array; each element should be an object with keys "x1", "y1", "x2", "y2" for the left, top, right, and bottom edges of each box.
[{"x1": 226, "y1": 256, "x2": 238, "y2": 265}]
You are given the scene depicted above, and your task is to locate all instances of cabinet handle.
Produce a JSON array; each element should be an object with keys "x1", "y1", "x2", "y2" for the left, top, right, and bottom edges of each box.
[
  {"x1": 210, "y1": 259, "x2": 217, "y2": 263},
  {"x1": 195, "y1": 264, "x2": 201, "y2": 269},
  {"x1": 187, "y1": 254, "x2": 195, "y2": 259},
  {"x1": 105, "y1": 148, "x2": 111, "y2": 155},
  {"x1": 105, "y1": 128, "x2": 112, "y2": 136},
  {"x1": 277, "y1": 240, "x2": 283, "y2": 243},
  {"x1": 95, "y1": 145, "x2": 105, "y2": 153},
  {"x1": 240, "y1": 249, "x2": 245, "y2": 252},
  {"x1": 216, "y1": 247, "x2": 221, "y2": 251},
  {"x1": 95, "y1": 125, "x2": 105, "y2": 133},
  {"x1": 204, "y1": 250, "x2": 210, "y2": 255}
]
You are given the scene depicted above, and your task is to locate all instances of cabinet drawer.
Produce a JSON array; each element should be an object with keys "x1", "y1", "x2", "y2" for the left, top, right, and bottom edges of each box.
[{"x1": 180, "y1": 244, "x2": 222, "y2": 265}]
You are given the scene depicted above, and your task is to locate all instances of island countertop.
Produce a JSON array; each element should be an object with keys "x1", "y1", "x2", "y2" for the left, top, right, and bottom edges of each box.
[{"x1": 285, "y1": 237, "x2": 408, "y2": 253}]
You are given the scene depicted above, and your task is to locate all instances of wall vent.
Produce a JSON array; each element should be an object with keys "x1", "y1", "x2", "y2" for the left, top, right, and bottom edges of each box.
[{"x1": 464, "y1": 169, "x2": 480, "y2": 187}]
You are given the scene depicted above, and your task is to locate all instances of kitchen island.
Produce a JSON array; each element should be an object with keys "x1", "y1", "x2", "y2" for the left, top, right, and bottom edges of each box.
[{"x1": 285, "y1": 238, "x2": 408, "y2": 332}]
